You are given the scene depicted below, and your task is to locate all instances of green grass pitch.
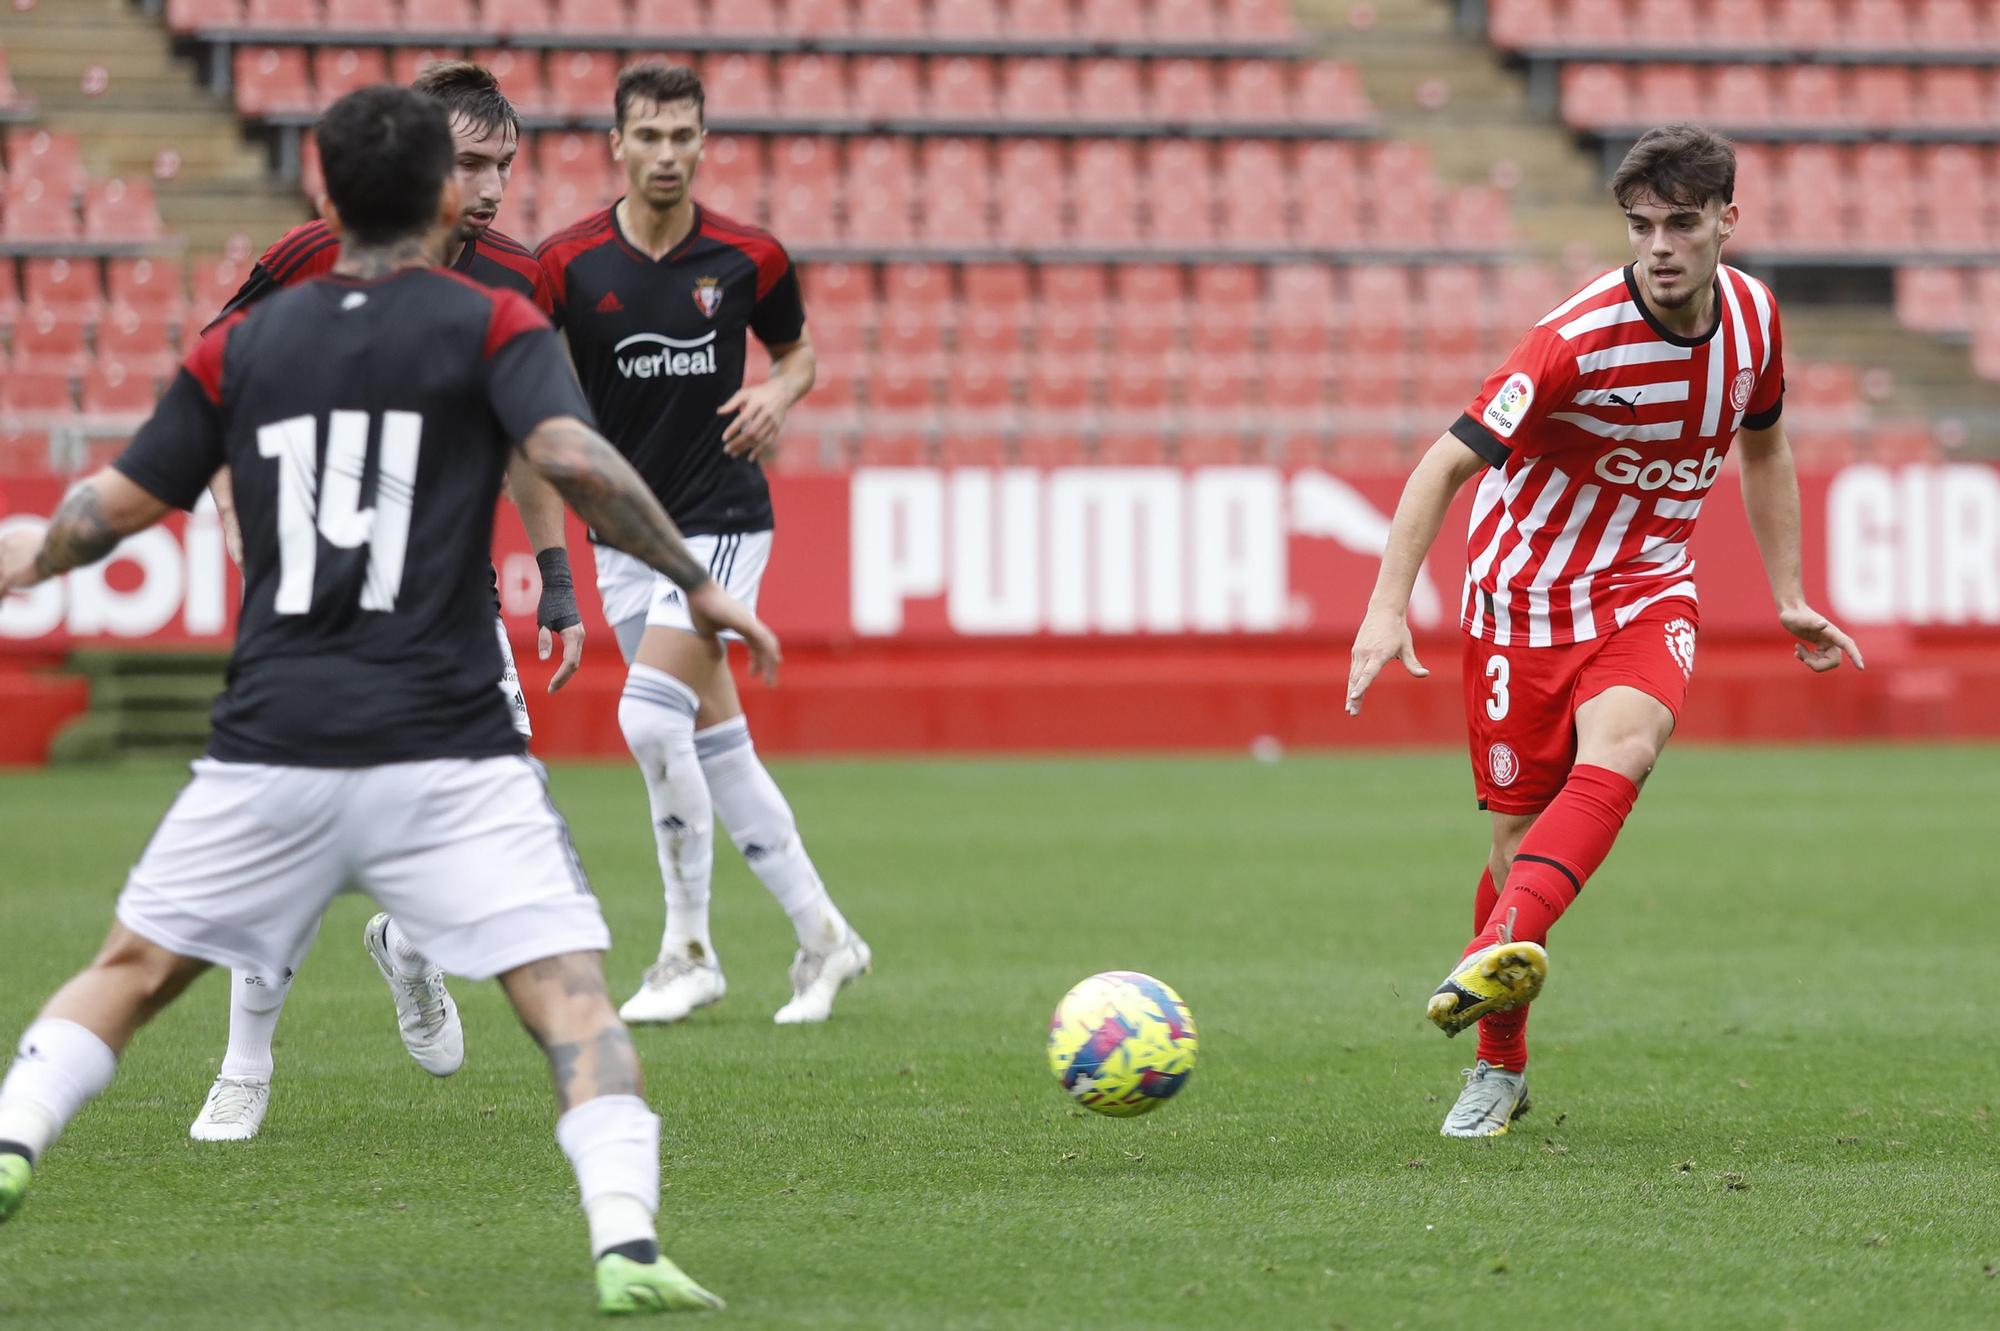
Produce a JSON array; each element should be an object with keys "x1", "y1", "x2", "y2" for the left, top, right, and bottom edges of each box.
[{"x1": 0, "y1": 747, "x2": 1995, "y2": 1330}]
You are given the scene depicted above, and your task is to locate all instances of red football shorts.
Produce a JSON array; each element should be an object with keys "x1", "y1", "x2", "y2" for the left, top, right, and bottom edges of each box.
[{"x1": 1461, "y1": 598, "x2": 1699, "y2": 815}]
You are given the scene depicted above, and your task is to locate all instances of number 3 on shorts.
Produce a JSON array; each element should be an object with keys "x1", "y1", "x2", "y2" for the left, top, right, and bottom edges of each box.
[{"x1": 1484, "y1": 654, "x2": 1510, "y2": 720}]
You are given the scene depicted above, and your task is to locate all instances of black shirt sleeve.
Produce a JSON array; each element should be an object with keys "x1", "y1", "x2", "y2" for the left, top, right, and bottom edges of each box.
[
  {"x1": 749, "y1": 264, "x2": 806, "y2": 347},
  {"x1": 486, "y1": 327, "x2": 596, "y2": 443},
  {"x1": 111, "y1": 370, "x2": 227, "y2": 510}
]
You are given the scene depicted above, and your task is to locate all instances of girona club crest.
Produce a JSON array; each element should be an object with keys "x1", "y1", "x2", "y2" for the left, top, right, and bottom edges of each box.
[
  {"x1": 1664, "y1": 617, "x2": 1697, "y2": 678},
  {"x1": 1487, "y1": 742, "x2": 1521, "y2": 788},
  {"x1": 1730, "y1": 368, "x2": 1755, "y2": 412},
  {"x1": 692, "y1": 276, "x2": 723, "y2": 318}
]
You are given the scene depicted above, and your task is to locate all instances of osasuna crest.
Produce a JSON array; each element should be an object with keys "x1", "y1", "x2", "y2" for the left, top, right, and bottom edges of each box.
[
  {"x1": 1730, "y1": 368, "x2": 1755, "y2": 412},
  {"x1": 692, "y1": 277, "x2": 723, "y2": 318},
  {"x1": 1664, "y1": 617, "x2": 1697, "y2": 678},
  {"x1": 1488, "y1": 742, "x2": 1520, "y2": 788}
]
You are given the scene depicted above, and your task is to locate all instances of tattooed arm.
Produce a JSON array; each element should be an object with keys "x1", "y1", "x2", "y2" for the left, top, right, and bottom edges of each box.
[
  {"x1": 0, "y1": 469, "x2": 175, "y2": 595},
  {"x1": 519, "y1": 415, "x2": 783, "y2": 682}
]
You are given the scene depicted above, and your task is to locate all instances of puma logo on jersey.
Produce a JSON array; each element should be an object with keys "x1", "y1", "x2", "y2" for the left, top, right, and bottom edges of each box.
[
  {"x1": 614, "y1": 330, "x2": 719, "y2": 379},
  {"x1": 1606, "y1": 391, "x2": 1641, "y2": 416}
]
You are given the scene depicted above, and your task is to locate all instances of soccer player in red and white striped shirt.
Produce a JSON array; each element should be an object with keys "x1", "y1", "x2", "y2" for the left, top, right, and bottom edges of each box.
[{"x1": 1345, "y1": 125, "x2": 1864, "y2": 1139}]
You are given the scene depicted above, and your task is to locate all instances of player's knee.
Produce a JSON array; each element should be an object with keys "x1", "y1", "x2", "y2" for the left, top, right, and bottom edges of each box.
[
  {"x1": 617, "y1": 673, "x2": 700, "y2": 774},
  {"x1": 92, "y1": 931, "x2": 203, "y2": 1013},
  {"x1": 1587, "y1": 733, "x2": 1663, "y2": 784}
]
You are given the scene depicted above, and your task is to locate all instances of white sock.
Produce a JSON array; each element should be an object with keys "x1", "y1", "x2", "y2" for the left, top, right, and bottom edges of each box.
[
  {"x1": 695, "y1": 718, "x2": 848, "y2": 951},
  {"x1": 555, "y1": 1093, "x2": 661, "y2": 1258},
  {"x1": 219, "y1": 968, "x2": 292, "y2": 1082},
  {"x1": 619, "y1": 666, "x2": 716, "y2": 965},
  {"x1": 0, "y1": 1019, "x2": 119, "y2": 1162},
  {"x1": 382, "y1": 918, "x2": 433, "y2": 979}
]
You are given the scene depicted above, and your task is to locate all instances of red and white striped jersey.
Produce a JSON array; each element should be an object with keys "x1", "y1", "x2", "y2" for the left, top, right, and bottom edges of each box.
[{"x1": 1448, "y1": 263, "x2": 1785, "y2": 647}]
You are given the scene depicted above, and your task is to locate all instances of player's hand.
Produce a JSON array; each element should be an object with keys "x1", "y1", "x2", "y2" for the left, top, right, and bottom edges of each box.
[
  {"x1": 718, "y1": 380, "x2": 790, "y2": 462},
  {"x1": 687, "y1": 580, "x2": 782, "y2": 685},
  {"x1": 1346, "y1": 606, "x2": 1428, "y2": 716},
  {"x1": 538, "y1": 622, "x2": 585, "y2": 693},
  {"x1": 209, "y1": 469, "x2": 243, "y2": 567},
  {"x1": 1780, "y1": 603, "x2": 1865, "y2": 673},
  {"x1": 0, "y1": 522, "x2": 50, "y2": 595}
]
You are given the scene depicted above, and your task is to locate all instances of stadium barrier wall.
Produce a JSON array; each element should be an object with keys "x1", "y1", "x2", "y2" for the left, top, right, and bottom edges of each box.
[{"x1": 4, "y1": 461, "x2": 1998, "y2": 759}]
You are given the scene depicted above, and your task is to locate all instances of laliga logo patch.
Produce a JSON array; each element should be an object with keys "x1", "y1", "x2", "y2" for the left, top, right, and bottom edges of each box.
[
  {"x1": 1730, "y1": 368, "x2": 1755, "y2": 412},
  {"x1": 1664, "y1": 617, "x2": 1696, "y2": 678},
  {"x1": 1484, "y1": 372, "x2": 1535, "y2": 439},
  {"x1": 1488, "y1": 742, "x2": 1521, "y2": 788},
  {"x1": 693, "y1": 276, "x2": 723, "y2": 318}
]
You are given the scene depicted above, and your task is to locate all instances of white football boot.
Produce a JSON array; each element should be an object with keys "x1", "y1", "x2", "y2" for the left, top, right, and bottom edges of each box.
[
  {"x1": 619, "y1": 949, "x2": 727, "y2": 1025},
  {"x1": 1440, "y1": 1060, "x2": 1532, "y2": 1138},
  {"x1": 189, "y1": 1075, "x2": 271, "y2": 1142},
  {"x1": 773, "y1": 928, "x2": 872, "y2": 1025},
  {"x1": 363, "y1": 914, "x2": 464, "y2": 1076}
]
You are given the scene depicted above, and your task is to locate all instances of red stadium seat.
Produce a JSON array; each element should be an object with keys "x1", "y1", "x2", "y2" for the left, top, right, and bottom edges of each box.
[
  {"x1": 1218, "y1": 141, "x2": 1291, "y2": 246},
  {"x1": 313, "y1": 46, "x2": 390, "y2": 107},
  {"x1": 1069, "y1": 141, "x2": 1141, "y2": 247},
  {"x1": 953, "y1": 307, "x2": 1022, "y2": 368},
  {"x1": 1292, "y1": 60, "x2": 1371, "y2": 123},
  {"x1": 1486, "y1": 0, "x2": 1556, "y2": 48},
  {"x1": 1562, "y1": 0, "x2": 1627, "y2": 44},
  {"x1": 1149, "y1": 0, "x2": 1218, "y2": 41},
  {"x1": 703, "y1": 0, "x2": 778, "y2": 34},
  {"x1": 462, "y1": 48, "x2": 546, "y2": 113},
  {"x1": 704, "y1": 53, "x2": 775, "y2": 117},
  {"x1": 1015, "y1": 431, "x2": 1091, "y2": 467},
  {"x1": 852, "y1": 55, "x2": 923, "y2": 120},
  {"x1": 917, "y1": 137, "x2": 993, "y2": 247},
  {"x1": 1187, "y1": 301, "x2": 1255, "y2": 358},
  {"x1": 1076, "y1": 59, "x2": 1146, "y2": 122},
  {"x1": 865, "y1": 360, "x2": 935, "y2": 417},
  {"x1": 774, "y1": 54, "x2": 849, "y2": 120},
  {"x1": 1851, "y1": 64, "x2": 1915, "y2": 127},
  {"x1": 482, "y1": 0, "x2": 552, "y2": 34},
  {"x1": 1630, "y1": 0, "x2": 1698, "y2": 47},
  {"x1": 84, "y1": 360, "x2": 167, "y2": 421},
  {"x1": 854, "y1": 432, "x2": 929, "y2": 467},
  {"x1": 235, "y1": 47, "x2": 316, "y2": 116},
  {"x1": 999, "y1": 58, "x2": 1072, "y2": 122},
  {"x1": 1075, "y1": 0, "x2": 1145, "y2": 39},
  {"x1": 925, "y1": 55, "x2": 997, "y2": 120},
  {"x1": 21, "y1": 258, "x2": 105, "y2": 323},
  {"x1": 960, "y1": 262, "x2": 1029, "y2": 313},
  {"x1": 943, "y1": 359, "x2": 1015, "y2": 420},
  {"x1": 323, "y1": 0, "x2": 396, "y2": 28},
  {"x1": 698, "y1": 134, "x2": 766, "y2": 221},
  {"x1": 0, "y1": 263, "x2": 22, "y2": 330},
  {"x1": 1218, "y1": 60, "x2": 1289, "y2": 124},
  {"x1": 1267, "y1": 262, "x2": 1336, "y2": 354},
  {"x1": 879, "y1": 305, "x2": 948, "y2": 361},
  {"x1": 1560, "y1": 63, "x2": 1631, "y2": 129},
  {"x1": 388, "y1": 46, "x2": 464, "y2": 86},
  {"x1": 165, "y1": 0, "x2": 243, "y2": 29},
  {"x1": 1114, "y1": 261, "x2": 1185, "y2": 314},
  {"x1": 553, "y1": 0, "x2": 629, "y2": 34},
  {"x1": 0, "y1": 369, "x2": 75, "y2": 416},
  {"x1": 1893, "y1": 266, "x2": 1970, "y2": 334},
  {"x1": 1708, "y1": 64, "x2": 1775, "y2": 126},
  {"x1": 1094, "y1": 433, "x2": 1166, "y2": 466},
  {"x1": 1143, "y1": 141, "x2": 1217, "y2": 248},
  {"x1": 995, "y1": 139, "x2": 1066, "y2": 246},
  {"x1": 7, "y1": 129, "x2": 87, "y2": 199},
  {"x1": 1263, "y1": 354, "x2": 1328, "y2": 415},
  {"x1": 847, "y1": 137, "x2": 917, "y2": 245},
  {"x1": 1634, "y1": 63, "x2": 1700, "y2": 121},
  {"x1": 1221, "y1": 0, "x2": 1298, "y2": 39},
  {"x1": 1149, "y1": 60, "x2": 1217, "y2": 124},
  {"x1": 83, "y1": 179, "x2": 164, "y2": 242},
  {"x1": 400, "y1": 0, "x2": 474, "y2": 26},
  {"x1": 1843, "y1": 0, "x2": 1912, "y2": 49},
  {"x1": 1103, "y1": 356, "x2": 1174, "y2": 421},
  {"x1": 1854, "y1": 188, "x2": 1917, "y2": 252},
  {"x1": 928, "y1": 0, "x2": 999, "y2": 37},
  {"x1": 880, "y1": 262, "x2": 956, "y2": 318},
  {"x1": 1702, "y1": 0, "x2": 1772, "y2": 47},
  {"x1": 1771, "y1": 0, "x2": 1841, "y2": 49},
  {"x1": 13, "y1": 305, "x2": 90, "y2": 374},
  {"x1": 3, "y1": 180, "x2": 79, "y2": 241},
  {"x1": 1039, "y1": 263, "x2": 1109, "y2": 325},
  {"x1": 1007, "y1": 0, "x2": 1075, "y2": 39},
  {"x1": 243, "y1": 0, "x2": 320, "y2": 28},
  {"x1": 788, "y1": 0, "x2": 853, "y2": 34},
  {"x1": 932, "y1": 431, "x2": 1004, "y2": 466},
  {"x1": 98, "y1": 306, "x2": 180, "y2": 374},
  {"x1": 1775, "y1": 64, "x2": 1842, "y2": 128},
  {"x1": 1180, "y1": 355, "x2": 1254, "y2": 419},
  {"x1": 1913, "y1": 0, "x2": 1983, "y2": 49},
  {"x1": 546, "y1": 50, "x2": 617, "y2": 117},
  {"x1": 853, "y1": 0, "x2": 923, "y2": 35},
  {"x1": 1918, "y1": 66, "x2": 1986, "y2": 128},
  {"x1": 1175, "y1": 432, "x2": 1249, "y2": 466}
]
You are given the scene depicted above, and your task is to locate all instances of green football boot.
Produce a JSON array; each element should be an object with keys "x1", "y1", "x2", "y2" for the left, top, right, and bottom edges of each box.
[
  {"x1": 595, "y1": 1252, "x2": 724, "y2": 1315},
  {"x1": 0, "y1": 1153, "x2": 31, "y2": 1225}
]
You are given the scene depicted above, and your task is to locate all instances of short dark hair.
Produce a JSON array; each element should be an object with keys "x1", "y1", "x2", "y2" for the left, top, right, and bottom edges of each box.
[
  {"x1": 316, "y1": 86, "x2": 454, "y2": 247},
  {"x1": 410, "y1": 59, "x2": 519, "y2": 142},
  {"x1": 1611, "y1": 124, "x2": 1737, "y2": 211},
  {"x1": 615, "y1": 62, "x2": 704, "y2": 131}
]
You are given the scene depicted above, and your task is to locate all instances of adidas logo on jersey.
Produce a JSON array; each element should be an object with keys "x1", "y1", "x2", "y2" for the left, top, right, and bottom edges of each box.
[
  {"x1": 613, "y1": 330, "x2": 719, "y2": 380},
  {"x1": 597, "y1": 291, "x2": 624, "y2": 313}
]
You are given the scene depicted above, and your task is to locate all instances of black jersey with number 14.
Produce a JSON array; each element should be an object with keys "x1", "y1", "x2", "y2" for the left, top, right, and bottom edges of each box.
[
  {"x1": 537, "y1": 204, "x2": 805, "y2": 536},
  {"x1": 112, "y1": 268, "x2": 593, "y2": 767}
]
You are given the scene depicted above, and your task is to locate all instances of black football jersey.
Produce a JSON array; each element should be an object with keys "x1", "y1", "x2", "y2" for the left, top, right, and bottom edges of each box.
[
  {"x1": 537, "y1": 204, "x2": 805, "y2": 536},
  {"x1": 113, "y1": 268, "x2": 592, "y2": 767}
]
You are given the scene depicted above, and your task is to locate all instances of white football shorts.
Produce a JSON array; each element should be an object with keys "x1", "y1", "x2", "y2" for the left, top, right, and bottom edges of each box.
[
  {"x1": 594, "y1": 531, "x2": 772, "y2": 644},
  {"x1": 117, "y1": 755, "x2": 609, "y2": 981}
]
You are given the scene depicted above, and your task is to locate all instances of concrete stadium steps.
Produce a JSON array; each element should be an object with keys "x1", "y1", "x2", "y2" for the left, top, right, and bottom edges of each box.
[
  {"x1": 48, "y1": 649, "x2": 224, "y2": 762},
  {"x1": 2, "y1": 0, "x2": 309, "y2": 252}
]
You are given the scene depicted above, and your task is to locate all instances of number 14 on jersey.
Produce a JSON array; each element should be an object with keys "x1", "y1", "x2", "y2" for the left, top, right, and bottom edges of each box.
[{"x1": 256, "y1": 410, "x2": 422, "y2": 616}]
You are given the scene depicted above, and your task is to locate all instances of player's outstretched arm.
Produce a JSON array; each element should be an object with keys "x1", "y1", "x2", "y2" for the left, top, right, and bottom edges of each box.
[
  {"x1": 520, "y1": 415, "x2": 782, "y2": 683},
  {"x1": 1346, "y1": 432, "x2": 1489, "y2": 715},
  {"x1": 1736, "y1": 420, "x2": 1864, "y2": 673},
  {"x1": 0, "y1": 469, "x2": 175, "y2": 595},
  {"x1": 505, "y1": 453, "x2": 586, "y2": 693}
]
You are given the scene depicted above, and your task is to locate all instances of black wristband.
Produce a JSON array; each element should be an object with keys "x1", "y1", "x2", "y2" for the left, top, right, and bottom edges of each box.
[{"x1": 534, "y1": 548, "x2": 582, "y2": 632}]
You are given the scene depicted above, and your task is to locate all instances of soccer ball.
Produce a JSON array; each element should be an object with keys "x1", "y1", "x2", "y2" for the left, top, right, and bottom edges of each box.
[{"x1": 1046, "y1": 971, "x2": 1198, "y2": 1117}]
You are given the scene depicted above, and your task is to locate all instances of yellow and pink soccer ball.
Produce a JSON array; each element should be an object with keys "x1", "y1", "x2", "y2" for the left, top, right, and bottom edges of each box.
[{"x1": 1046, "y1": 971, "x2": 1198, "y2": 1117}]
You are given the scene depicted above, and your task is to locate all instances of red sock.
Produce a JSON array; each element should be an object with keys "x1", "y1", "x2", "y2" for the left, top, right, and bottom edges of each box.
[
  {"x1": 1469, "y1": 764, "x2": 1640, "y2": 952},
  {"x1": 1466, "y1": 865, "x2": 1531, "y2": 1070}
]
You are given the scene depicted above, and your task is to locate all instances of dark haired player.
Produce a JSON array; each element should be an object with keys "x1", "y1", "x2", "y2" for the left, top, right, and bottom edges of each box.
[
  {"x1": 1346, "y1": 124, "x2": 1862, "y2": 1138},
  {"x1": 0, "y1": 86, "x2": 758, "y2": 1314},
  {"x1": 191, "y1": 62, "x2": 580, "y2": 1143},
  {"x1": 538, "y1": 63, "x2": 868, "y2": 1027}
]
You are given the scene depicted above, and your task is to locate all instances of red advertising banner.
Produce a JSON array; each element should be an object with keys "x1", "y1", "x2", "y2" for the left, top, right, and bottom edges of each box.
[{"x1": 3, "y1": 461, "x2": 1998, "y2": 652}]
